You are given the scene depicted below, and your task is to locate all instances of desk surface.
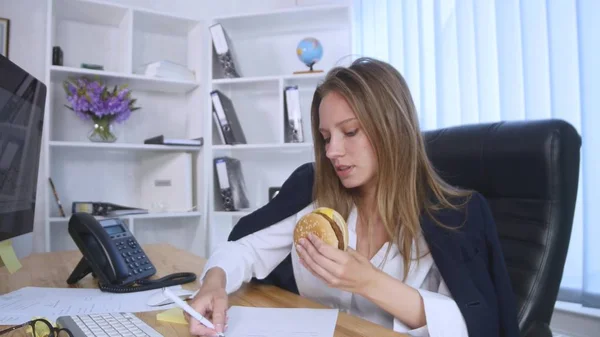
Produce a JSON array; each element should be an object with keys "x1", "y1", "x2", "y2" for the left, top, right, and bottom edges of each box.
[{"x1": 0, "y1": 243, "x2": 404, "y2": 337}]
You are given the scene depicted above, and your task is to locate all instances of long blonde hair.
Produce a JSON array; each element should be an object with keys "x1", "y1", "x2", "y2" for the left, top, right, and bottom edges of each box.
[{"x1": 310, "y1": 57, "x2": 471, "y2": 278}]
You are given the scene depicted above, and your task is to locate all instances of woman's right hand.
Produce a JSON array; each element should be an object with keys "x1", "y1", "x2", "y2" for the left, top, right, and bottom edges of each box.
[{"x1": 187, "y1": 267, "x2": 228, "y2": 337}]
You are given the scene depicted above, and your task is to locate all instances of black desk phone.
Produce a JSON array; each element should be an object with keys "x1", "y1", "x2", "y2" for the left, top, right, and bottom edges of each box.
[{"x1": 66, "y1": 212, "x2": 196, "y2": 293}]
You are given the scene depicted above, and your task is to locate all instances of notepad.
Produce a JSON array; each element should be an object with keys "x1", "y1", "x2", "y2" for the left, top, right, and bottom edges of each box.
[
  {"x1": 156, "y1": 307, "x2": 188, "y2": 325},
  {"x1": 0, "y1": 239, "x2": 22, "y2": 273},
  {"x1": 224, "y1": 306, "x2": 339, "y2": 337}
]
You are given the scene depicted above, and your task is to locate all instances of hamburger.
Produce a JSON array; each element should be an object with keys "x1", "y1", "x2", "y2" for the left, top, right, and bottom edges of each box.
[{"x1": 294, "y1": 207, "x2": 349, "y2": 251}]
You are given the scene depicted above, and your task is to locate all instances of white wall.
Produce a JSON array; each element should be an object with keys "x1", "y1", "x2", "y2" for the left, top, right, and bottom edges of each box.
[
  {"x1": 99, "y1": 0, "x2": 206, "y2": 18},
  {"x1": 94, "y1": 0, "x2": 302, "y2": 19}
]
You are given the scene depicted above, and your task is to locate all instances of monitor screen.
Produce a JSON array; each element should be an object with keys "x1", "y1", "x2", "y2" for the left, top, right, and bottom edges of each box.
[{"x1": 0, "y1": 55, "x2": 46, "y2": 242}]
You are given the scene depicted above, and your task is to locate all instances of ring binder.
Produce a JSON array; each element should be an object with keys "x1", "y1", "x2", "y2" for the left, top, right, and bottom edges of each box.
[
  {"x1": 211, "y1": 90, "x2": 247, "y2": 145},
  {"x1": 284, "y1": 86, "x2": 304, "y2": 143},
  {"x1": 210, "y1": 23, "x2": 240, "y2": 78},
  {"x1": 214, "y1": 157, "x2": 249, "y2": 211}
]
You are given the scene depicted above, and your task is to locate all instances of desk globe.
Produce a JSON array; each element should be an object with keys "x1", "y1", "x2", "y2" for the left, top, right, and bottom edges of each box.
[{"x1": 295, "y1": 37, "x2": 324, "y2": 74}]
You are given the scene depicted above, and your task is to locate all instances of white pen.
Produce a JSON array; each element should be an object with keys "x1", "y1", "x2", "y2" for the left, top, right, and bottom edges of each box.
[{"x1": 162, "y1": 287, "x2": 225, "y2": 337}]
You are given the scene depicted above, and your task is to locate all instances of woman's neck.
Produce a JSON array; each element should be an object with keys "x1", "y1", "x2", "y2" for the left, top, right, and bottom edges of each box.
[
  {"x1": 357, "y1": 182, "x2": 377, "y2": 213},
  {"x1": 354, "y1": 184, "x2": 390, "y2": 260}
]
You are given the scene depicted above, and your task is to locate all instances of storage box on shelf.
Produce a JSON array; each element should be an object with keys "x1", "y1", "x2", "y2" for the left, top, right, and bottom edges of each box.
[
  {"x1": 44, "y1": 0, "x2": 208, "y2": 254},
  {"x1": 205, "y1": 4, "x2": 352, "y2": 253}
]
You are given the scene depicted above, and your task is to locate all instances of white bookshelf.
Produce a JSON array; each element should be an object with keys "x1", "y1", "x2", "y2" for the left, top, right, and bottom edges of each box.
[
  {"x1": 49, "y1": 140, "x2": 202, "y2": 152},
  {"x1": 213, "y1": 210, "x2": 254, "y2": 217},
  {"x1": 43, "y1": 0, "x2": 208, "y2": 254},
  {"x1": 39, "y1": 0, "x2": 353, "y2": 257},
  {"x1": 49, "y1": 211, "x2": 202, "y2": 223},
  {"x1": 204, "y1": 4, "x2": 353, "y2": 253},
  {"x1": 212, "y1": 143, "x2": 313, "y2": 152},
  {"x1": 211, "y1": 72, "x2": 326, "y2": 85},
  {"x1": 50, "y1": 66, "x2": 199, "y2": 93}
]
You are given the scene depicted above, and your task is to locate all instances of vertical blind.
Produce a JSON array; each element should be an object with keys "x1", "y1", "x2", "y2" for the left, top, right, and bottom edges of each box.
[{"x1": 352, "y1": 0, "x2": 599, "y2": 308}]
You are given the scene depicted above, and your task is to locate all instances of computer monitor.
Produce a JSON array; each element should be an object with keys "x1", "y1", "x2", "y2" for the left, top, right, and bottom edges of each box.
[{"x1": 0, "y1": 54, "x2": 47, "y2": 242}]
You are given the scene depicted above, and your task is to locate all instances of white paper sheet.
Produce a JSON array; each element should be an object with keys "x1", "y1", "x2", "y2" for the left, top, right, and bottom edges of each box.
[
  {"x1": 224, "y1": 306, "x2": 339, "y2": 337},
  {"x1": 0, "y1": 313, "x2": 32, "y2": 325},
  {"x1": 0, "y1": 286, "x2": 180, "y2": 325}
]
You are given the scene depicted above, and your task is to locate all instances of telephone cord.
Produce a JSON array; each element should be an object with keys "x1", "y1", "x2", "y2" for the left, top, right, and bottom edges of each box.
[{"x1": 98, "y1": 272, "x2": 197, "y2": 293}]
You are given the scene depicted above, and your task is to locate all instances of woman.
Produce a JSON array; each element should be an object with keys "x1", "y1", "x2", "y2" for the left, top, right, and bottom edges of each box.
[{"x1": 189, "y1": 58, "x2": 520, "y2": 337}]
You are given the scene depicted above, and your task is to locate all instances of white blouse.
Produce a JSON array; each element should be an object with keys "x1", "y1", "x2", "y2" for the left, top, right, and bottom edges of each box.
[{"x1": 200, "y1": 203, "x2": 469, "y2": 337}]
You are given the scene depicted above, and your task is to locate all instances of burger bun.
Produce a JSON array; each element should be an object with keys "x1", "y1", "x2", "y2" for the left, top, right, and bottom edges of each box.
[{"x1": 293, "y1": 207, "x2": 348, "y2": 251}]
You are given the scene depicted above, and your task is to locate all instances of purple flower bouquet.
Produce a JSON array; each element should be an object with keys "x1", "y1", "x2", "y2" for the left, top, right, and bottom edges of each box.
[{"x1": 63, "y1": 77, "x2": 140, "y2": 142}]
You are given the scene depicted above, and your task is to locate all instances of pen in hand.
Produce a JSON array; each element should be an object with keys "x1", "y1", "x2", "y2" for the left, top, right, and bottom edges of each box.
[{"x1": 162, "y1": 287, "x2": 226, "y2": 337}]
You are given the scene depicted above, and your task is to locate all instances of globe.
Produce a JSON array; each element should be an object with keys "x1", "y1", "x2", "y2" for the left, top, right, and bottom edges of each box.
[{"x1": 296, "y1": 37, "x2": 323, "y2": 72}]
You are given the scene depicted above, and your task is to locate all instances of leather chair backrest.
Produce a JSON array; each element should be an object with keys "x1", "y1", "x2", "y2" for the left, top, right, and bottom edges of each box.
[{"x1": 422, "y1": 119, "x2": 582, "y2": 334}]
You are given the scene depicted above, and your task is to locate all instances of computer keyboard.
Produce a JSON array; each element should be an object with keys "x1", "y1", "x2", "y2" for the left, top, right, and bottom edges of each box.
[{"x1": 56, "y1": 312, "x2": 164, "y2": 337}]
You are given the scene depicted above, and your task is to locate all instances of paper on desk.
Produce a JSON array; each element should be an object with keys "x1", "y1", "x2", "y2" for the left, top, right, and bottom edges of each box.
[
  {"x1": 0, "y1": 313, "x2": 32, "y2": 325},
  {"x1": 224, "y1": 306, "x2": 339, "y2": 337},
  {"x1": 0, "y1": 286, "x2": 181, "y2": 325}
]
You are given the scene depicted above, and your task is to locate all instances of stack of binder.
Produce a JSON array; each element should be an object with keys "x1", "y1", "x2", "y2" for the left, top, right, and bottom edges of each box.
[
  {"x1": 211, "y1": 90, "x2": 247, "y2": 145},
  {"x1": 144, "y1": 135, "x2": 203, "y2": 147},
  {"x1": 214, "y1": 157, "x2": 250, "y2": 211},
  {"x1": 284, "y1": 86, "x2": 304, "y2": 143},
  {"x1": 209, "y1": 23, "x2": 240, "y2": 78},
  {"x1": 72, "y1": 202, "x2": 148, "y2": 217}
]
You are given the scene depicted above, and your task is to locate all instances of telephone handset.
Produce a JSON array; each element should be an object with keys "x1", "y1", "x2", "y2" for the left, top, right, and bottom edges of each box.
[{"x1": 66, "y1": 212, "x2": 196, "y2": 293}]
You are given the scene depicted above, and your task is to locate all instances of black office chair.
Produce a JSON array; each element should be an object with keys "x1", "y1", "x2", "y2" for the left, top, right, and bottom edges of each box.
[
  {"x1": 230, "y1": 118, "x2": 581, "y2": 337},
  {"x1": 423, "y1": 119, "x2": 581, "y2": 337}
]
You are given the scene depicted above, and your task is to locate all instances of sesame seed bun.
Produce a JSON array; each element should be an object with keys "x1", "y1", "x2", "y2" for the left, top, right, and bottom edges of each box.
[{"x1": 294, "y1": 207, "x2": 348, "y2": 251}]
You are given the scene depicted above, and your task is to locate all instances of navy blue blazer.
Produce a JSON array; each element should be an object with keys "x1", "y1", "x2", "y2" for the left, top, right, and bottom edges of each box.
[{"x1": 228, "y1": 163, "x2": 521, "y2": 337}]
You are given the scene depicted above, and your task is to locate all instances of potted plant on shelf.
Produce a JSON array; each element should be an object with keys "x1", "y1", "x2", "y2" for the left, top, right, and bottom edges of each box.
[{"x1": 63, "y1": 77, "x2": 140, "y2": 143}]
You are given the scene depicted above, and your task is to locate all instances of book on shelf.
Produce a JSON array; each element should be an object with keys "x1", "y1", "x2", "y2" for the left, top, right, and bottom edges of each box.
[
  {"x1": 144, "y1": 135, "x2": 203, "y2": 147},
  {"x1": 284, "y1": 85, "x2": 305, "y2": 143},
  {"x1": 135, "y1": 60, "x2": 196, "y2": 82},
  {"x1": 209, "y1": 23, "x2": 240, "y2": 78},
  {"x1": 81, "y1": 63, "x2": 104, "y2": 70},
  {"x1": 211, "y1": 90, "x2": 247, "y2": 145},
  {"x1": 72, "y1": 202, "x2": 148, "y2": 217},
  {"x1": 214, "y1": 156, "x2": 250, "y2": 211}
]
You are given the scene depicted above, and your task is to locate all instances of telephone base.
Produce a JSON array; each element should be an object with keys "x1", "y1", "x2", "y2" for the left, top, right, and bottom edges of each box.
[{"x1": 67, "y1": 257, "x2": 93, "y2": 285}]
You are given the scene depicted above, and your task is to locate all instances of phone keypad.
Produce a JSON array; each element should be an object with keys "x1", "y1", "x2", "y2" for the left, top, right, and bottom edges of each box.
[{"x1": 114, "y1": 238, "x2": 154, "y2": 276}]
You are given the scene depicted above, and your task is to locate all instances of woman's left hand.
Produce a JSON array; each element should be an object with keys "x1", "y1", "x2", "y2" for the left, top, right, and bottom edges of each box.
[{"x1": 296, "y1": 233, "x2": 380, "y2": 295}]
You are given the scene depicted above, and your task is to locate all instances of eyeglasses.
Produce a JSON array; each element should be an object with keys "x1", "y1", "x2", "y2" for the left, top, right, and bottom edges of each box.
[{"x1": 0, "y1": 318, "x2": 73, "y2": 337}]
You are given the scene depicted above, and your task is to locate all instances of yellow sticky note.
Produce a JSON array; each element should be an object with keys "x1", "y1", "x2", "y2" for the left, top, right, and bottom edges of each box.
[
  {"x1": 157, "y1": 307, "x2": 188, "y2": 325},
  {"x1": 0, "y1": 240, "x2": 22, "y2": 274}
]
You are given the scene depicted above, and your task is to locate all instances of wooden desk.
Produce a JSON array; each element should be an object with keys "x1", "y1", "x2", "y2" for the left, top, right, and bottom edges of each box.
[{"x1": 0, "y1": 244, "x2": 404, "y2": 337}]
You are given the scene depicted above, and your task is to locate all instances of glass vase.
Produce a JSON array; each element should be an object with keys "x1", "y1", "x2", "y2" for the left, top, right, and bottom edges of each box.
[{"x1": 88, "y1": 118, "x2": 117, "y2": 143}]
